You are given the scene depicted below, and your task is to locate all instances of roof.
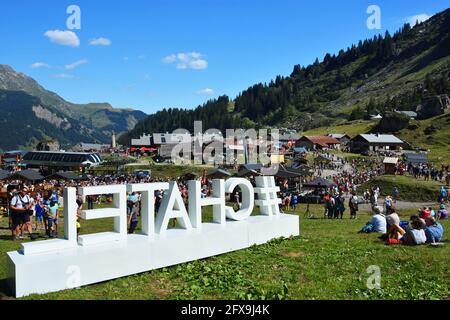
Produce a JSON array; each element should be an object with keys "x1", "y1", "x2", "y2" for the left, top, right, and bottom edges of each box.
[
  {"x1": 236, "y1": 168, "x2": 261, "y2": 177},
  {"x1": 206, "y1": 168, "x2": 231, "y2": 178},
  {"x1": 180, "y1": 172, "x2": 199, "y2": 179},
  {"x1": 7, "y1": 170, "x2": 44, "y2": 182},
  {"x1": 404, "y1": 153, "x2": 428, "y2": 164},
  {"x1": 301, "y1": 136, "x2": 341, "y2": 147},
  {"x1": 45, "y1": 171, "x2": 81, "y2": 181},
  {"x1": 153, "y1": 133, "x2": 192, "y2": 145},
  {"x1": 357, "y1": 134, "x2": 403, "y2": 144},
  {"x1": 131, "y1": 134, "x2": 152, "y2": 146},
  {"x1": 274, "y1": 169, "x2": 300, "y2": 178},
  {"x1": 0, "y1": 170, "x2": 10, "y2": 180},
  {"x1": 293, "y1": 147, "x2": 308, "y2": 153},
  {"x1": 328, "y1": 134, "x2": 350, "y2": 140},
  {"x1": 78, "y1": 143, "x2": 108, "y2": 150},
  {"x1": 278, "y1": 164, "x2": 311, "y2": 177},
  {"x1": 396, "y1": 111, "x2": 417, "y2": 118},
  {"x1": 240, "y1": 163, "x2": 263, "y2": 171},
  {"x1": 383, "y1": 157, "x2": 399, "y2": 164},
  {"x1": 279, "y1": 133, "x2": 301, "y2": 141},
  {"x1": 23, "y1": 151, "x2": 103, "y2": 166}
]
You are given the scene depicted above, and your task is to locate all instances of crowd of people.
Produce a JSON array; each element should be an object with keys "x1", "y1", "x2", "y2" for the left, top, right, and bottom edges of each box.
[
  {"x1": 360, "y1": 204, "x2": 446, "y2": 246},
  {"x1": 1, "y1": 172, "x2": 240, "y2": 240},
  {"x1": 406, "y1": 163, "x2": 450, "y2": 185},
  {"x1": 1, "y1": 155, "x2": 448, "y2": 246}
]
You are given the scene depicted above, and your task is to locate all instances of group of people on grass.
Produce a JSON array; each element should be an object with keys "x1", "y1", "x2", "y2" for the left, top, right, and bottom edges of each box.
[
  {"x1": 360, "y1": 202, "x2": 447, "y2": 245},
  {"x1": 407, "y1": 163, "x2": 450, "y2": 185},
  {"x1": 2, "y1": 173, "x2": 220, "y2": 240},
  {"x1": 7, "y1": 185, "x2": 66, "y2": 241}
]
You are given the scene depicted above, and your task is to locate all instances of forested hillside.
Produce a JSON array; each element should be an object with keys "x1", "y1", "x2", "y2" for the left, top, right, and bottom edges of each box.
[{"x1": 120, "y1": 8, "x2": 450, "y2": 145}]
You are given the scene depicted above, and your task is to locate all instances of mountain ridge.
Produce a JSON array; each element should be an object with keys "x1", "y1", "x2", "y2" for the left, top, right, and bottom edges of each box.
[
  {"x1": 120, "y1": 8, "x2": 450, "y2": 145},
  {"x1": 0, "y1": 65, "x2": 147, "y2": 151}
]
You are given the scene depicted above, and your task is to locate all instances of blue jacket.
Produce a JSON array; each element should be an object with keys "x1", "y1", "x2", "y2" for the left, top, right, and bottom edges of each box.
[{"x1": 425, "y1": 223, "x2": 444, "y2": 243}]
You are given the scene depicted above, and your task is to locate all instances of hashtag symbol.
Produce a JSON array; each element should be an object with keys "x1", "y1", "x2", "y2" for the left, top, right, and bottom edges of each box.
[{"x1": 254, "y1": 176, "x2": 282, "y2": 216}]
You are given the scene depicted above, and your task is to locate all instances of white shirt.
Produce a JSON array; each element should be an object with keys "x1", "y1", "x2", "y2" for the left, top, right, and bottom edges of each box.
[
  {"x1": 370, "y1": 214, "x2": 387, "y2": 233},
  {"x1": 409, "y1": 229, "x2": 427, "y2": 245},
  {"x1": 10, "y1": 194, "x2": 31, "y2": 209}
]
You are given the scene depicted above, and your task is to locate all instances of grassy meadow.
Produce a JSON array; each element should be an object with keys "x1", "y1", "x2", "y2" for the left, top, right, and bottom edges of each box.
[{"x1": 0, "y1": 203, "x2": 448, "y2": 300}]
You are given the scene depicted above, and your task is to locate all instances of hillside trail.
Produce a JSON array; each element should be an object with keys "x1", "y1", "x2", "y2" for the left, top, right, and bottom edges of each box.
[{"x1": 359, "y1": 198, "x2": 437, "y2": 211}]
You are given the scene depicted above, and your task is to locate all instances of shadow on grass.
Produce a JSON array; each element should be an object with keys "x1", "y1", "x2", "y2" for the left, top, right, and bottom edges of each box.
[{"x1": 0, "y1": 278, "x2": 14, "y2": 300}]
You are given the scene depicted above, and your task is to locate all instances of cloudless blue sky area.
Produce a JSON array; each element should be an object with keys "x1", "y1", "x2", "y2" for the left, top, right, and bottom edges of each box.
[{"x1": 1, "y1": 0, "x2": 449, "y2": 114}]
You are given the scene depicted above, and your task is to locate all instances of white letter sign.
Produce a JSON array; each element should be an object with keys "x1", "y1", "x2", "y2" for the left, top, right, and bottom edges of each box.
[{"x1": 7, "y1": 177, "x2": 299, "y2": 298}]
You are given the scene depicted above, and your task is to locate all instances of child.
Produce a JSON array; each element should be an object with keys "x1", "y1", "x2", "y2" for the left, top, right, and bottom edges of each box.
[
  {"x1": 34, "y1": 200, "x2": 45, "y2": 231},
  {"x1": 291, "y1": 194, "x2": 298, "y2": 211},
  {"x1": 47, "y1": 201, "x2": 59, "y2": 238}
]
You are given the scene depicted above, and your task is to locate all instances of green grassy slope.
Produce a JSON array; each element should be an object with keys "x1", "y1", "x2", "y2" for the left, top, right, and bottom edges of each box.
[
  {"x1": 397, "y1": 112, "x2": 450, "y2": 164},
  {"x1": 358, "y1": 175, "x2": 444, "y2": 202},
  {"x1": 0, "y1": 204, "x2": 448, "y2": 300}
]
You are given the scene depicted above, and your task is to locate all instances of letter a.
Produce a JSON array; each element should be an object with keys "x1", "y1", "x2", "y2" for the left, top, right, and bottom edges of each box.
[
  {"x1": 67, "y1": 5, "x2": 81, "y2": 30},
  {"x1": 155, "y1": 182, "x2": 192, "y2": 234},
  {"x1": 366, "y1": 5, "x2": 381, "y2": 30}
]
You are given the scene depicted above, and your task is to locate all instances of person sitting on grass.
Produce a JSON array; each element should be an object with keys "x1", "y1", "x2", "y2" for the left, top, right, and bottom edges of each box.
[
  {"x1": 402, "y1": 219, "x2": 427, "y2": 246},
  {"x1": 424, "y1": 216, "x2": 444, "y2": 244},
  {"x1": 359, "y1": 206, "x2": 386, "y2": 233},
  {"x1": 419, "y1": 207, "x2": 431, "y2": 220},
  {"x1": 437, "y1": 204, "x2": 448, "y2": 220},
  {"x1": 385, "y1": 213, "x2": 405, "y2": 244}
]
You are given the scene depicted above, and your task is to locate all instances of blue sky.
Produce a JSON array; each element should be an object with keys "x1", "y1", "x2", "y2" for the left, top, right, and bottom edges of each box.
[{"x1": 1, "y1": 0, "x2": 449, "y2": 114}]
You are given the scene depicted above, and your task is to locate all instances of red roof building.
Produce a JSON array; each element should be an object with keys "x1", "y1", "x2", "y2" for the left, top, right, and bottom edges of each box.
[{"x1": 295, "y1": 136, "x2": 341, "y2": 150}]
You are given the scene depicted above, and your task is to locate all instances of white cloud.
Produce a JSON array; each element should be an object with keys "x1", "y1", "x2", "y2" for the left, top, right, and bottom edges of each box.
[
  {"x1": 31, "y1": 62, "x2": 50, "y2": 69},
  {"x1": 65, "y1": 59, "x2": 88, "y2": 70},
  {"x1": 44, "y1": 30, "x2": 80, "y2": 47},
  {"x1": 189, "y1": 59, "x2": 208, "y2": 70},
  {"x1": 89, "y1": 37, "x2": 112, "y2": 46},
  {"x1": 197, "y1": 88, "x2": 215, "y2": 95},
  {"x1": 52, "y1": 73, "x2": 76, "y2": 79},
  {"x1": 162, "y1": 54, "x2": 176, "y2": 63},
  {"x1": 163, "y1": 52, "x2": 208, "y2": 70},
  {"x1": 406, "y1": 13, "x2": 431, "y2": 26}
]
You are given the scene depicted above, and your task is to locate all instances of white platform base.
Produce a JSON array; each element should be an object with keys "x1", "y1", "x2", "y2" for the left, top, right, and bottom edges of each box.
[{"x1": 7, "y1": 214, "x2": 299, "y2": 298}]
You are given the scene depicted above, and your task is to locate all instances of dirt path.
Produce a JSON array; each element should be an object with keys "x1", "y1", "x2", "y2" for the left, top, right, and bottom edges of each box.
[{"x1": 358, "y1": 198, "x2": 436, "y2": 212}]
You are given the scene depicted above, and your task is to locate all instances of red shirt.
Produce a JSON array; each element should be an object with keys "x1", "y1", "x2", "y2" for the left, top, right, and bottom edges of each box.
[{"x1": 419, "y1": 209, "x2": 431, "y2": 220}]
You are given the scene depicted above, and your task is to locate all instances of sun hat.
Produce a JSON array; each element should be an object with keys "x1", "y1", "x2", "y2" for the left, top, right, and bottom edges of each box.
[{"x1": 386, "y1": 213, "x2": 400, "y2": 226}]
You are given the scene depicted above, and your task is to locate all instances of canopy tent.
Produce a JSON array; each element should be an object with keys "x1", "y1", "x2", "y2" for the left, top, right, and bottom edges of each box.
[
  {"x1": 0, "y1": 170, "x2": 10, "y2": 180},
  {"x1": 79, "y1": 173, "x2": 92, "y2": 181},
  {"x1": 45, "y1": 171, "x2": 81, "y2": 181},
  {"x1": 273, "y1": 164, "x2": 303, "y2": 178},
  {"x1": 274, "y1": 169, "x2": 300, "y2": 179},
  {"x1": 179, "y1": 172, "x2": 199, "y2": 180},
  {"x1": 239, "y1": 163, "x2": 263, "y2": 172},
  {"x1": 286, "y1": 165, "x2": 314, "y2": 176},
  {"x1": 302, "y1": 177, "x2": 336, "y2": 189},
  {"x1": 206, "y1": 168, "x2": 232, "y2": 179},
  {"x1": 236, "y1": 168, "x2": 261, "y2": 178},
  {"x1": 6, "y1": 170, "x2": 44, "y2": 182},
  {"x1": 293, "y1": 147, "x2": 308, "y2": 154}
]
